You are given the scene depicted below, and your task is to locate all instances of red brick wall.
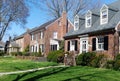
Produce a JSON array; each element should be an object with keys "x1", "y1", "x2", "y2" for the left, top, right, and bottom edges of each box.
[
  {"x1": 44, "y1": 12, "x2": 73, "y2": 55},
  {"x1": 64, "y1": 38, "x2": 80, "y2": 52},
  {"x1": 64, "y1": 31, "x2": 119, "y2": 59},
  {"x1": 23, "y1": 33, "x2": 31, "y2": 50},
  {"x1": 89, "y1": 32, "x2": 115, "y2": 58}
]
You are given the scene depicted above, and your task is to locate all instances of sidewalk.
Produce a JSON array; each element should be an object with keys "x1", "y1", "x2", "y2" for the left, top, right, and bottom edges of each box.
[{"x1": 0, "y1": 65, "x2": 66, "y2": 76}]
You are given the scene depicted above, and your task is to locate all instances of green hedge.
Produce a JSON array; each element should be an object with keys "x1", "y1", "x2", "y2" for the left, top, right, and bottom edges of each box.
[
  {"x1": 76, "y1": 52, "x2": 96, "y2": 66},
  {"x1": 47, "y1": 50, "x2": 64, "y2": 63}
]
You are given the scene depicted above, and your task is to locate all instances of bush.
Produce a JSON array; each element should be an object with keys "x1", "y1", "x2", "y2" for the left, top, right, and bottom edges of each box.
[
  {"x1": 76, "y1": 52, "x2": 96, "y2": 66},
  {"x1": 106, "y1": 60, "x2": 115, "y2": 69},
  {"x1": 30, "y1": 52, "x2": 42, "y2": 57},
  {"x1": 113, "y1": 54, "x2": 120, "y2": 70},
  {"x1": 76, "y1": 54, "x2": 84, "y2": 65},
  {"x1": 114, "y1": 60, "x2": 120, "y2": 70},
  {"x1": 47, "y1": 50, "x2": 64, "y2": 63},
  {"x1": 91, "y1": 54, "x2": 106, "y2": 68},
  {"x1": 10, "y1": 52, "x2": 17, "y2": 56},
  {"x1": 0, "y1": 51, "x2": 4, "y2": 56}
]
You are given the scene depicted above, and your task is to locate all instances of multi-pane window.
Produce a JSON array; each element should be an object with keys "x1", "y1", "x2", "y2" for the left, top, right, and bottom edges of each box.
[
  {"x1": 74, "y1": 22, "x2": 79, "y2": 30},
  {"x1": 50, "y1": 45, "x2": 57, "y2": 51},
  {"x1": 74, "y1": 15, "x2": 79, "y2": 30},
  {"x1": 39, "y1": 44, "x2": 44, "y2": 52},
  {"x1": 40, "y1": 31, "x2": 44, "y2": 39},
  {"x1": 31, "y1": 34, "x2": 34, "y2": 40},
  {"x1": 97, "y1": 37, "x2": 104, "y2": 50},
  {"x1": 100, "y1": 5, "x2": 108, "y2": 24},
  {"x1": 82, "y1": 40, "x2": 87, "y2": 53},
  {"x1": 53, "y1": 32, "x2": 58, "y2": 39}
]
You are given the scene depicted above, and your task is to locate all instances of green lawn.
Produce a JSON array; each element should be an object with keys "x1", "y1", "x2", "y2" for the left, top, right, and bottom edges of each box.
[
  {"x1": 0, "y1": 56, "x2": 57, "y2": 72},
  {"x1": 0, "y1": 66, "x2": 120, "y2": 81}
]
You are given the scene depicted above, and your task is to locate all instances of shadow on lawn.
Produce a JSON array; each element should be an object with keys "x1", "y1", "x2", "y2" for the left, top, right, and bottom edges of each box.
[
  {"x1": 62, "y1": 70, "x2": 110, "y2": 81},
  {"x1": 13, "y1": 67, "x2": 111, "y2": 81},
  {"x1": 13, "y1": 67, "x2": 68, "y2": 81}
]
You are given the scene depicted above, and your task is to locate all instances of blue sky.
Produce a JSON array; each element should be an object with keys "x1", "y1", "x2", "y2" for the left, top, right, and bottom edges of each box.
[{"x1": 2, "y1": 0, "x2": 117, "y2": 42}]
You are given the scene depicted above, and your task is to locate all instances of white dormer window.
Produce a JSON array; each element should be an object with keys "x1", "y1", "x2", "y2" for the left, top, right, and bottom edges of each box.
[
  {"x1": 85, "y1": 11, "x2": 92, "y2": 28},
  {"x1": 74, "y1": 15, "x2": 79, "y2": 30},
  {"x1": 100, "y1": 4, "x2": 108, "y2": 25}
]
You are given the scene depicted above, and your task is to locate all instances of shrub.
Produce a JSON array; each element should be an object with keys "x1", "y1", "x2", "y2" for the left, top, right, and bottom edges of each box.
[
  {"x1": 24, "y1": 45, "x2": 29, "y2": 52},
  {"x1": 106, "y1": 60, "x2": 115, "y2": 69},
  {"x1": 10, "y1": 52, "x2": 17, "y2": 56},
  {"x1": 76, "y1": 52, "x2": 96, "y2": 66},
  {"x1": 113, "y1": 54, "x2": 120, "y2": 70},
  {"x1": 91, "y1": 54, "x2": 106, "y2": 68},
  {"x1": 17, "y1": 52, "x2": 23, "y2": 56},
  {"x1": 30, "y1": 52, "x2": 42, "y2": 57},
  {"x1": 76, "y1": 54, "x2": 84, "y2": 65},
  {"x1": 47, "y1": 50, "x2": 64, "y2": 63},
  {"x1": 0, "y1": 51, "x2": 4, "y2": 56},
  {"x1": 114, "y1": 60, "x2": 120, "y2": 70}
]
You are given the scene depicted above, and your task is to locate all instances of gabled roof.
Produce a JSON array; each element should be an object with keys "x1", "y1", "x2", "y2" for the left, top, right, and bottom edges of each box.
[
  {"x1": 14, "y1": 19, "x2": 57, "y2": 39},
  {"x1": 30, "y1": 19, "x2": 57, "y2": 33},
  {"x1": 9, "y1": 42, "x2": 19, "y2": 47},
  {"x1": 65, "y1": 0, "x2": 120, "y2": 38}
]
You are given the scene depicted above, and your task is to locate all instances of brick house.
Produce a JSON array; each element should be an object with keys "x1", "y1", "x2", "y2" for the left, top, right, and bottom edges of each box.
[
  {"x1": 29, "y1": 11, "x2": 73, "y2": 56},
  {"x1": 7, "y1": 30, "x2": 31, "y2": 53},
  {"x1": 64, "y1": 0, "x2": 120, "y2": 59}
]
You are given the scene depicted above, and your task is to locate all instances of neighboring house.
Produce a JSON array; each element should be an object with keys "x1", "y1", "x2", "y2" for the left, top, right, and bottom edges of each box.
[
  {"x1": 7, "y1": 30, "x2": 31, "y2": 53},
  {"x1": 64, "y1": 0, "x2": 120, "y2": 59},
  {"x1": 30, "y1": 11, "x2": 73, "y2": 56},
  {"x1": 14, "y1": 29, "x2": 31, "y2": 52},
  {"x1": 0, "y1": 41, "x2": 5, "y2": 51},
  {"x1": 8, "y1": 41, "x2": 19, "y2": 53}
]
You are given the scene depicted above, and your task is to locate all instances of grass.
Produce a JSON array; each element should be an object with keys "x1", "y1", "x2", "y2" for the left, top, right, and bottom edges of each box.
[
  {"x1": 0, "y1": 56, "x2": 57, "y2": 72},
  {"x1": 0, "y1": 66, "x2": 120, "y2": 81}
]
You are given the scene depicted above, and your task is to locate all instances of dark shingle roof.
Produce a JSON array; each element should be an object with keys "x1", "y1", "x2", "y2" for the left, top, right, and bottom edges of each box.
[
  {"x1": 65, "y1": 0, "x2": 120, "y2": 38},
  {"x1": 30, "y1": 19, "x2": 57, "y2": 33},
  {"x1": 15, "y1": 19, "x2": 57, "y2": 39},
  {"x1": 9, "y1": 42, "x2": 19, "y2": 47}
]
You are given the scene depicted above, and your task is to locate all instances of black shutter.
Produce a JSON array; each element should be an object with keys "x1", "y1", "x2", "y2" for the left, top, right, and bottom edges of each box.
[
  {"x1": 104, "y1": 36, "x2": 108, "y2": 50},
  {"x1": 75, "y1": 40, "x2": 78, "y2": 51},
  {"x1": 68, "y1": 41, "x2": 70, "y2": 51},
  {"x1": 92, "y1": 38, "x2": 96, "y2": 51}
]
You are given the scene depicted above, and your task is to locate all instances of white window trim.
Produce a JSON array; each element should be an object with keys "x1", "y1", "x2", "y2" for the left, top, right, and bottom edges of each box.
[
  {"x1": 70, "y1": 40, "x2": 75, "y2": 51},
  {"x1": 85, "y1": 11, "x2": 92, "y2": 28},
  {"x1": 74, "y1": 15, "x2": 79, "y2": 31},
  {"x1": 40, "y1": 31, "x2": 43, "y2": 39},
  {"x1": 53, "y1": 32, "x2": 58, "y2": 39},
  {"x1": 100, "y1": 4, "x2": 108, "y2": 25},
  {"x1": 96, "y1": 37, "x2": 104, "y2": 51},
  {"x1": 31, "y1": 34, "x2": 34, "y2": 41}
]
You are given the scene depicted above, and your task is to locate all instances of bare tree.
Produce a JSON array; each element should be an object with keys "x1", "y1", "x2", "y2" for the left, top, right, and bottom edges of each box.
[
  {"x1": 40, "y1": 0, "x2": 103, "y2": 18},
  {"x1": 0, "y1": 0, "x2": 29, "y2": 41}
]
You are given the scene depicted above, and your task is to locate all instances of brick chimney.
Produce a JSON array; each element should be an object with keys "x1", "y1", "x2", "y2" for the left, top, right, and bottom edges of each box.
[{"x1": 61, "y1": 11, "x2": 67, "y2": 38}]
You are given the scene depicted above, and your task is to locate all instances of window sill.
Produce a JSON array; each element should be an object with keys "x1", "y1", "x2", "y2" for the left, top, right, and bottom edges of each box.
[{"x1": 96, "y1": 49, "x2": 104, "y2": 52}]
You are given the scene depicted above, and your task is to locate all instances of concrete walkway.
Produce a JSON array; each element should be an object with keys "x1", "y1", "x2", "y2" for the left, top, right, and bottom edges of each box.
[{"x1": 0, "y1": 65, "x2": 67, "y2": 76}]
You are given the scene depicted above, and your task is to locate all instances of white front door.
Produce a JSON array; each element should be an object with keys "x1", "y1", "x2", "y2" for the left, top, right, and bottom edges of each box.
[
  {"x1": 70, "y1": 40, "x2": 75, "y2": 51},
  {"x1": 80, "y1": 37, "x2": 88, "y2": 53}
]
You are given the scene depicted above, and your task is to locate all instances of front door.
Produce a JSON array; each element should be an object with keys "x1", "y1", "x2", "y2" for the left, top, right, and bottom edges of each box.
[{"x1": 80, "y1": 38, "x2": 88, "y2": 53}]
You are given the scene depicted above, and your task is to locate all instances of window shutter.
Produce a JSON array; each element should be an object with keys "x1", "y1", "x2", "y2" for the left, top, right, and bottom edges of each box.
[
  {"x1": 104, "y1": 36, "x2": 108, "y2": 50},
  {"x1": 92, "y1": 38, "x2": 96, "y2": 51},
  {"x1": 75, "y1": 40, "x2": 78, "y2": 51},
  {"x1": 68, "y1": 41, "x2": 70, "y2": 51}
]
